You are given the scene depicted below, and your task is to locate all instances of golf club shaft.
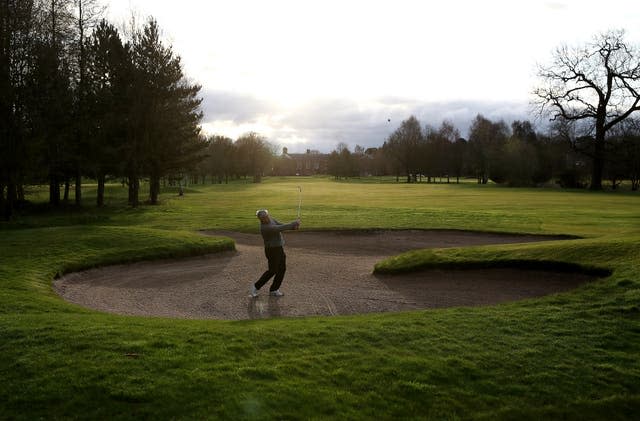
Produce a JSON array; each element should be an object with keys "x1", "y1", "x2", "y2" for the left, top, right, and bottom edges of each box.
[{"x1": 297, "y1": 186, "x2": 302, "y2": 218}]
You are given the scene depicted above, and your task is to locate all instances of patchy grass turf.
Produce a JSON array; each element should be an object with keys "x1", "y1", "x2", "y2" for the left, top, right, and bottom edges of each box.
[{"x1": 1, "y1": 177, "x2": 639, "y2": 419}]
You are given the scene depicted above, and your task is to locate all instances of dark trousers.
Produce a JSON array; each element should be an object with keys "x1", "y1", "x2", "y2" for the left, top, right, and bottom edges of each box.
[{"x1": 255, "y1": 246, "x2": 286, "y2": 291}]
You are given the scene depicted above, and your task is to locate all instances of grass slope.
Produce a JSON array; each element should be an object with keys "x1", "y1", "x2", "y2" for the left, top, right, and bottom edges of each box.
[{"x1": 1, "y1": 177, "x2": 639, "y2": 419}]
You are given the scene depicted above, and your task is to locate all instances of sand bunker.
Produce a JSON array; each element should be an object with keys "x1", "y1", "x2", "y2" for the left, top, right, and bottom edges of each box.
[{"x1": 54, "y1": 230, "x2": 597, "y2": 320}]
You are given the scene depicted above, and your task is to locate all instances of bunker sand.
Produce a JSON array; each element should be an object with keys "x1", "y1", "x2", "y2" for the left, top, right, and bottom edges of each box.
[{"x1": 54, "y1": 230, "x2": 597, "y2": 320}]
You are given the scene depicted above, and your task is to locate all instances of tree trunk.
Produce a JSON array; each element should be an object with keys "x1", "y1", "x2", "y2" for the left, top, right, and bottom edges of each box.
[
  {"x1": 7, "y1": 182, "x2": 16, "y2": 204},
  {"x1": 149, "y1": 173, "x2": 160, "y2": 204},
  {"x1": 133, "y1": 177, "x2": 139, "y2": 207},
  {"x1": 0, "y1": 182, "x2": 6, "y2": 220},
  {"x1": 50, "y1": 174, "x2": 60, "y2": 206},
  {"x1": 75, "y1": 168, "x2": 82, "y2": 206},
  {"x1": 590, "y1": 134, "x2": 605, "y2": 190},
  {"x1": 128, "y1": 174, "x2": 139, "y2": 207},
  {"x1": 3, "y1": 181, "x2": 15, "y2": 221},
  {"x1": 96, "y1": 173, "x2": 105, "y2": 207},
  {"x1": 63, "y1": 178, "x2": 70, "y2": 202},
  {"x1": 8, "y1": 182, "x2": 17, "y2": 214}
]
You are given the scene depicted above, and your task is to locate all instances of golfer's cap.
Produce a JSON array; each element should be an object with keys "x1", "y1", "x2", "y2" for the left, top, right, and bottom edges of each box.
[{"x1": 256, "y1": 209, "x2": 269, "y2": 218}]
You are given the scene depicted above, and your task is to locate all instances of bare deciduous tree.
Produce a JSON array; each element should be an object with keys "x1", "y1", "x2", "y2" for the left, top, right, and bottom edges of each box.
[
  {"x1": 534, "y1": 30, "x2": 640, "y2": 190},
  {"x1": 384, "y1": 115, "x2": 424, "y2": 183},
  {"x1": 235, "y1": 132, "x2": 274, "y2": 183},
  {"x1": 467, "y1": 114, "x2": 509, "y2": 184}
]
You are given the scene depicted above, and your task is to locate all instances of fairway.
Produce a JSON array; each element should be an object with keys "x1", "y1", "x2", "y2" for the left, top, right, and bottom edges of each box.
[
  {"x1": 4, "y1": 2, "x2": 640, "y2": 419},
  {"x1": 1, "y1": 178, "x2": 639, "y2": 419}
]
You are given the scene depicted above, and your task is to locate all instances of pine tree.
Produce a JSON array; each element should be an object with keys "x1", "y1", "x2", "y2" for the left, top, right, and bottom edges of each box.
[
  {"x1": 131, "y1": 18, "x2": 205, "y2": 204},
  {"x1": 85, "y1": 19, "x2": 130, "y2": 206}
]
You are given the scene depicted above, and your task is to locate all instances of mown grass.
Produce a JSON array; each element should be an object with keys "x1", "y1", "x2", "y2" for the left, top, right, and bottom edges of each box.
[{"x1": 1, "y1": 177, "x2": 639, "y2": 419}]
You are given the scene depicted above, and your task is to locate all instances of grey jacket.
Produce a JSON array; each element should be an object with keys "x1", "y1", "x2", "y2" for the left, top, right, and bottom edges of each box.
[{"x1": 260, "y1": 218, "x2": 298, "y2": 248}]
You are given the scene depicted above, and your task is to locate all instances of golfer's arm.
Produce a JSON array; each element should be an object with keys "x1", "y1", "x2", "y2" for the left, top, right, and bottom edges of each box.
[
  {"x1": 279, "y1": 221, "x2": 299, "y2": 231},
  {"x1": 263, "y1": 221, "x2": 298, "y2": 232}
]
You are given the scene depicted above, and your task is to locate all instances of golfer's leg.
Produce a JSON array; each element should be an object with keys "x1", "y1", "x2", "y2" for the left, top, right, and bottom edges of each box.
[
  {"x1": 255, "y1": 248, "x2": 276, "y2": 289},
  {"x1": 270, "y1": 249, "x2": 286, "y2": 292},
  {"x1": 255, "y1": 269, "x2": 273, "y2": 289}
]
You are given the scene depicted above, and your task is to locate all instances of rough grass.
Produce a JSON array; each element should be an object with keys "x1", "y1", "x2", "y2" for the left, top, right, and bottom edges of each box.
[{"x1": 1, "y1": 177, "x2": 639, "y2": 420}]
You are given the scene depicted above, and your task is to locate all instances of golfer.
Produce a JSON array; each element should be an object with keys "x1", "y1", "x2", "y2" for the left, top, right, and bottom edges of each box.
[{"x1": 250, "y1": 209, "x2": 300, "y2": 297}]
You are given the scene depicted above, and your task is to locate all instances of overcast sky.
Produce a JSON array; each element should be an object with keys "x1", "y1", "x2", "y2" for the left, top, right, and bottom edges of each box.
[{"x1": 106, "y1": 0, "x2": 640, "y2": 152}]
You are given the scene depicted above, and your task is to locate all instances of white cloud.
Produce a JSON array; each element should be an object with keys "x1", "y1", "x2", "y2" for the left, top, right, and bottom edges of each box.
[
  {"x1": 106, "y1": 0, "x2": 640, "y2": 151},
  {"x1": 200, "y1": 92, "x2": 533, "y2": 152}
]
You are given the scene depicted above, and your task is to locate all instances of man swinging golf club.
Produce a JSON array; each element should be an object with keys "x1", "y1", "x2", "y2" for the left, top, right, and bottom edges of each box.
[{"x1": 250, "y1": 209, "x2": 300, "y2": 297}]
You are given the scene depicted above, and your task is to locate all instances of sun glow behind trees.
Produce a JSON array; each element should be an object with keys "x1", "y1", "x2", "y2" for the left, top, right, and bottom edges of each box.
[{"x1": 105, "y1": 0, "x2": 640, "y2": 152}]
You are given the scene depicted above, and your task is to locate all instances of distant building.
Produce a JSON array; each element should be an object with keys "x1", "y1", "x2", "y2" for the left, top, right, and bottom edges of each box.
[{"x1": 273, "y1": 147, "x2": 328, "y2": 175}]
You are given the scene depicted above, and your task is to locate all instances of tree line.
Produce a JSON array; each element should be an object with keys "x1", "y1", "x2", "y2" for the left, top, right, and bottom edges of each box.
[
  {"x1": 189, "y1": 95, "x2": 637, "y2": 192},
  {"x1": 324, "y1": 114, "x2": 639, "y2": 190},
  {"x1": 328, "y1": 30, "x2": 640, "y2": 189},
  {"x1": 1, "y1": 0, "x2": 204, "y2": 220},
  {"x1": 196, "y1": 30, "x2": 640, "y2": 191},
  {"x1": 194, "y1": 133, "x2": 275, "y2": 185},
  {"x1": 2, "y1": 17, "x2": 639, "y2": 221},
  {"x1": 186, "y1": 112, "x2": 638, "y2": 192}
]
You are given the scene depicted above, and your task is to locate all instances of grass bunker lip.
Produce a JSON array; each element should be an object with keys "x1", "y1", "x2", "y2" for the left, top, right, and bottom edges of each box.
[{"x1": 54, "y1": 229, "x2": 605, "y2": 320}]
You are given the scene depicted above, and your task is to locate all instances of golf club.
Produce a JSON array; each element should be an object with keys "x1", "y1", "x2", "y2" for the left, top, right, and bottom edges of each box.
[{"x1": 297, "y1": 186, "x2": 302, "y2": 219}]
